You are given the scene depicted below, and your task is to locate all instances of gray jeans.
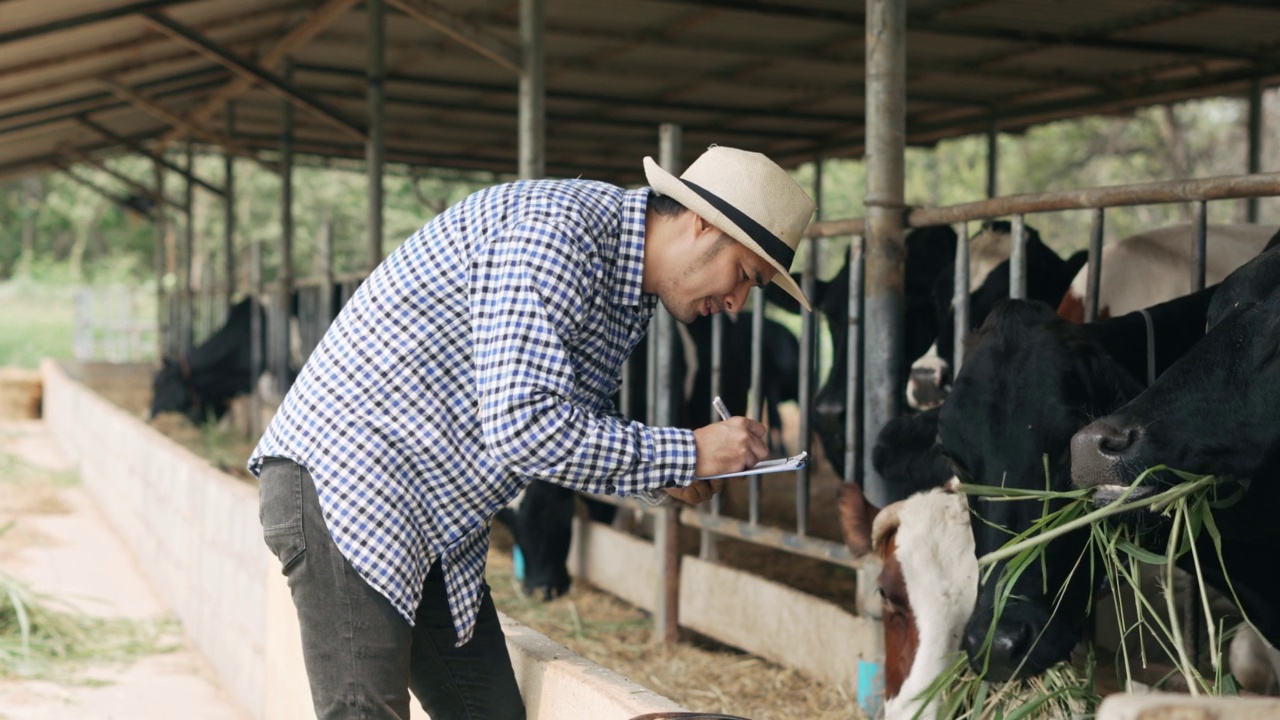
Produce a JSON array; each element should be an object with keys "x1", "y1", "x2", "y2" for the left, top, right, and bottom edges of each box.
[{"x1": 259, "y1": 457, "x2": 525, "y2": 720}]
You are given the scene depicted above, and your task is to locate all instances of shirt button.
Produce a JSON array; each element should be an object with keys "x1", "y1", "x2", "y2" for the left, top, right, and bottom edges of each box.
[{"x1": 605, "y1": 484, "x2": 617, "y2": 494}]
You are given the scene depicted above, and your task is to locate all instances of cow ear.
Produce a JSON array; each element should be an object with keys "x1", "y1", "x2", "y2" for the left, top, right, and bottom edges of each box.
[{"x1": 837, "y1": 481, "x2": 880, "y2": 558}]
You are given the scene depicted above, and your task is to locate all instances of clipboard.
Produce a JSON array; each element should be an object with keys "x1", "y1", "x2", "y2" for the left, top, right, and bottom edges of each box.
[{"x1": 694, "y1": 451, "x2": 809, "y2": 480}]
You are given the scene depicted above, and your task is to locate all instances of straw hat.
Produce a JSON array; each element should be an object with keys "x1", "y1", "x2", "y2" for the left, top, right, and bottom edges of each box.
[{"x1": 643, "y1": 145, "x2": 815, "y2": 311}]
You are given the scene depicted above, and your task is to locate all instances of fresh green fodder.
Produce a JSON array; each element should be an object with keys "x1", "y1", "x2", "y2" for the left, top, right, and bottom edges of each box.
[
  {"x1": 908, "y1": 467, "x2": 1245, "y2": 718},
  {"x1": 0, "y1": 526, "x2": 177, "y2": 680}
]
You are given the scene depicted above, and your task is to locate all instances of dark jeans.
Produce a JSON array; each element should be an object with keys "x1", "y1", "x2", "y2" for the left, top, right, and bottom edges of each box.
[{"x1": 259, "y1": 457, "x2": 525, "y2": 720}]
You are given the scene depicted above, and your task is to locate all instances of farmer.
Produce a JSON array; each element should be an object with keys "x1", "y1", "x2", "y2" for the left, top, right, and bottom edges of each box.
[{"x1": 249, "y1": 145, "x2": 815, "y2": 720}]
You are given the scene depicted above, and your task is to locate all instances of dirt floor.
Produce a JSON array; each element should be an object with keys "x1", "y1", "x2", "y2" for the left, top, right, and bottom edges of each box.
[
  {"x1": 0, "y1": 419, "x2": 249, "y2": 720},
  {"x1": 67, "y1": 360, "x2": 867, "y2": 719}
]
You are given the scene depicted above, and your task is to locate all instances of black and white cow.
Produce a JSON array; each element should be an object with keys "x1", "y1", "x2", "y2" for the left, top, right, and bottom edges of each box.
[
  {"x1": 1071, "y1": 242, "x2": 1280, "y2": 650},
  {"x1": 935, "y1": 284, "x2": 1222, "y2": 680}
]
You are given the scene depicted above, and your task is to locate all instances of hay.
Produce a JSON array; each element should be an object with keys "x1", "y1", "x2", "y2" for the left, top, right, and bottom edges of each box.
[
  {"x1": 0, "y1": 368, "x2": 41, "y2": 420},
  {"x1": 488, "y1": 526, "x2": 862, "y2": 720}
]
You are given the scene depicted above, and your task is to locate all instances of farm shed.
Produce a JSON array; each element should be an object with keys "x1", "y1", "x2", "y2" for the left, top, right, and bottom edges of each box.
[{"x1": 3, "y1": 0, "x2": 1280, "y2": 717}]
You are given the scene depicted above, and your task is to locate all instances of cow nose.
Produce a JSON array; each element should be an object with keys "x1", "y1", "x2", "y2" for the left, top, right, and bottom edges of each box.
[
  {"x1": 1073, "y1": 418, "x2": 1141, "y2": 461},
  {"x1": 907, "y1": 361, "x2": 951, "y2": 410},
  {"x1": 966, "y1": 620, "x2": 1032, "y2": 681}
]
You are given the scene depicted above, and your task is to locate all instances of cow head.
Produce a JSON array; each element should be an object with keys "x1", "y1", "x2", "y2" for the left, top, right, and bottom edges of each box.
[
  {"x1": 838, "y1": 481, "x2": 977, "y2": 719},
  {"x1": 937, "y1": 299, "x2": 1142, "y2": 680},
  {"x1": 150, "y1": 357, "x2": 194, "y2": 421},
  {"x1": 811, "y1": 225, "x2": 958, "y2": 477},
  {"x1": 1072, "y1": 245, "x2": 1280, "y2": 497},
  {"x1": 907, "y1": 226, "x2": 1086, "y2": 411},
  {"x1": 497, "y1": 482, "x2": 576, "y2": 601}
]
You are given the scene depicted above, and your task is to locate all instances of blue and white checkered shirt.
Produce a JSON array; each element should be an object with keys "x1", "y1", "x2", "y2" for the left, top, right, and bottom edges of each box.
[{"x1": 249, "y1": 179, "x2": 697, "y2": 644}]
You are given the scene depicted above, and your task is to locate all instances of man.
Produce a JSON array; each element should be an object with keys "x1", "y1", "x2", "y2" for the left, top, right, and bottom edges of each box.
[{"x1": 250, "y1": 145, "x2": 815, "y2": 720}]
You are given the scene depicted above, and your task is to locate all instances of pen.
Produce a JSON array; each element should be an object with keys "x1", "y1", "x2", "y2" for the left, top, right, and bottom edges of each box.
[{"x1": 712, "y1": 395, "x2": 731, "y2": 422}]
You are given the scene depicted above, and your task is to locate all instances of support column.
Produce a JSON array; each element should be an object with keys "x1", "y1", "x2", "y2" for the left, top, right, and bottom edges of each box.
[
  {"x1": 518, "y1": 0, "x2": 545, "y2": 179},
  {"x1": 153, "y1": 161, "x2": 168, "y2": 359},
  {"x1": 986, "y1": 114, "x2": 999, "y2": 199},
  {"x1": 654, "y1": 122, "x2": 681, "y2": 648},
  {"x1": 367, "y1": 0, "x2": 385, "y2": 270},
  {"x1": 224, "y1": 102, "x2": 237, "y2": 310},
  {"x1": 180, "y1": 140, "x2": 195, "y2": 353},
  {"x1": 278, "y1": 59, "x2": 296, "y2": 397},
  {"x1": 1247, "y1": 79, "x2": 1263, "y2": 223},
  {"x1": 861, "y1": 0, "x2": 907, "y2": 508}
]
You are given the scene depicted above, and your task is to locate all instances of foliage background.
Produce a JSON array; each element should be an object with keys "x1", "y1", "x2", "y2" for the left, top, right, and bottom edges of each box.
[{"x1": 0, "y1": 92, "x2": 1277, "y2": 368}]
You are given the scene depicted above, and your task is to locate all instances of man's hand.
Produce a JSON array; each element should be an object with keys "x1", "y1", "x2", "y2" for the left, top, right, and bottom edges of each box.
[
  {"x1": 691, "y1": 416, "x2": 769, "y2": 480},
  {"x1": 664, "y1": 478, "x2": 725, "y2": 505}
]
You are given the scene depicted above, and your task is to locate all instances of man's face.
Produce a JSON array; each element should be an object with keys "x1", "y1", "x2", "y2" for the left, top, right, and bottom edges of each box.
[{"x1": 658, "y1": 223, "x2": 777, "y2": 324}]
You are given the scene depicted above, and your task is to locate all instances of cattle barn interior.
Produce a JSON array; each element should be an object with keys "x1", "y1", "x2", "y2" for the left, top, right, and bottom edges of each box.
[{"x1": 5, "y1": 0, "x2": 1280, "y2": 715}]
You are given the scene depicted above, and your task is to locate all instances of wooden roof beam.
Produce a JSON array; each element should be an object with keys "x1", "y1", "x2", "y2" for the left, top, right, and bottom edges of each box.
[
  {"x1": 141, "y1": 11, "x2": 366, "y2": 141},
  {"x1": 99, "y1": 77, "x2": 260, "y2": 160},
  {"x1": 384, "y1": 0, "x2": 522, "y2": 75},
  {"x1": 52, "y1": 160, "x2": 156, "y2": 220},
  {"x1": 76, "y1": 115, "x2": 225, "y2": 197},
  {"x1": 154, "y1": 0, "x2": 361, "y2": 152},
  {"x1": 59, "y1": 146, "x2": 185, "y2": 211},
  {"x1": 0, "y1": 0, "x2": 189, "y2": 46}
]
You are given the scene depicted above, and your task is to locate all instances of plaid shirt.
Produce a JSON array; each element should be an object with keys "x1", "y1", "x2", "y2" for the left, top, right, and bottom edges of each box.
[{"x1": 249, "y1": 179, "x2": 696, "y2": 644}]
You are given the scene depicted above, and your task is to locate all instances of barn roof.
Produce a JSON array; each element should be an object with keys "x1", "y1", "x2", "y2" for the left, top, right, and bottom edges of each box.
[{"x1": 1, "y1": 0, "x2": 1278, "y2": 184}]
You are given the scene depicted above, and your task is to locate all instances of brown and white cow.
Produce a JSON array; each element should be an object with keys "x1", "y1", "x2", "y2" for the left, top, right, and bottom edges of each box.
[
  {"x1": 1056, "y1": 222, "x2": 1276, "y2": 323},
  {"x1": 839, "y1": 481, "x2": 977, "y2": 719}
]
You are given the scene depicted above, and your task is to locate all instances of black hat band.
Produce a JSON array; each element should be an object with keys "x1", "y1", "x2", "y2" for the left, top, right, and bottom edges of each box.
[{"x1": 679, "y1": 178, "x2": 795, "y2": 269}]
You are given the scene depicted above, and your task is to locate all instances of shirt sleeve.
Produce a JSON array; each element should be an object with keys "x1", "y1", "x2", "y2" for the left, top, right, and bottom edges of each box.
[{"x1": 468, "y1": 217, "x2": 696, "y2": 496}]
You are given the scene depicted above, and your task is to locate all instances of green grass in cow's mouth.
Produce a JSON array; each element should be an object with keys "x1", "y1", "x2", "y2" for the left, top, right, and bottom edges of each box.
[{"x1": 907, "y1": 467, "x2": 1249, "y2": 717}]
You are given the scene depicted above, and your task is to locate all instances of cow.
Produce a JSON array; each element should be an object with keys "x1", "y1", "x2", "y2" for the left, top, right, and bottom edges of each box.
[
  {"x1": 150, "y1": 298, "x2": 266, "y2": 423},
  {"x1": 1070, "y1": 242, "x2": 1280, "y2": 651},
  {"x1": 497, "y1": 310, "x2": 802, "y2": 601},
  {"x1": 838, "y1": 479, "x2": 976, "y2": 720},
  {"x1": 936, "y1": 285, "x2": 1226, "y2": 680},
  {"x1": 1056, "y1": 223, "x2": 1275, "y2": 323},
  {"x1": 784, "y1": 222, "x2": 1083, "y2": 475},
  {"x1": 907, "y1": 237, "x2": 1086, "y2": 410}
]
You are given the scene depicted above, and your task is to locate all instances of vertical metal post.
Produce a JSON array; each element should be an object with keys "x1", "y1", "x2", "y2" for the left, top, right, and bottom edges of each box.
[
  {"x1": 796, "y1": 156, "x2": 821, "y2": 537},
  {"x1": 1191, "y1": 201, "x2": 1208, "y2": 292},
  {"x1": 843, "y1": 241, "x2": 864, "y2": 486},
  {"x1": 748, "y1": 290, "x2": 764, "y2": 526},
  {"x1": 250, "y1": 239, "x2": 263, "y2": 440},
  {"x1": 518, "y1": 0, "x2": 545, "y2": 180},
  {"x1": 367, "y1": 0, "x2": 385, "y2": 270},
  {"x1": 1247, "y1": 79, "x2": 1263, "y2": 223},
  {"x1": 986, "y1": 115, "x2": 999, "y2": 199},
  {"x1": 655, "y1": 123, "x2": 681, "y2": 647},
  {"x1": 1009, "y1": 214, "x2": 1026, "y2": 300},
  {"x1": 224, "y1": 102, "x2": 236, "y2": 309},
  {"x1": 952, "y1": 222, "x2": 970, "y2": 375},
  {"x1": 153, "y1": 160, "x2": 168, "y2": 359},
  {"x1": 180, "y1": 140, "x2": 195, "y2": 353},
  {"x1": 320, "y1": 219, "x2": 336, "y2": 329},
  {"x1": 279, "y1": 59, "x2": 296, "y2": 396},
  {"x1": 700, "y1": 311, "x2": 724, "y2": 561},
  {"x1": 861, "y1": 0, "x2": 907, "y2": 508},
  {"x1": 1085, "y1": 208, "x2": 1104, "y2": 323}
]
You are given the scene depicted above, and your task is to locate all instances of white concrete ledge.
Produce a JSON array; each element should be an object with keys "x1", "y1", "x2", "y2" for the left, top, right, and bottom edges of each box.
[
  {"x1": 41, "y1": 360, "x2": 688, "y2": 720},
  {"x1": 1098, "y1": 692, "x2": 1280, "y2": 719}
]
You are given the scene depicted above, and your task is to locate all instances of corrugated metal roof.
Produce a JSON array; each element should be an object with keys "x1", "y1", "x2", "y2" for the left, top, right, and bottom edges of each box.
[{"x1": 0, "y1": 0, "x2": 1277, "y2": 184}]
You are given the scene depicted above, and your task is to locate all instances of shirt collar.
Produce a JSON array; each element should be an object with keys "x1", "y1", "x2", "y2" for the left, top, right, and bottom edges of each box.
[{"x1": 612, "y1": 187, "x2": 655, "y2": 311}]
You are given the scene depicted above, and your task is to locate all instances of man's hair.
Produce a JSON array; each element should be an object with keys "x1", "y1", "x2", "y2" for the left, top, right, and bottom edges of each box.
[{"x1": 648, "y1": 190, "x2": 686, "y2": 217}]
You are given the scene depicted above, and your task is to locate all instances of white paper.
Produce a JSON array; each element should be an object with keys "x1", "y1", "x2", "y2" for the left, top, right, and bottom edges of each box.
[{"x1": 693, "y1": 451, "x2": 809, "y2": 480}]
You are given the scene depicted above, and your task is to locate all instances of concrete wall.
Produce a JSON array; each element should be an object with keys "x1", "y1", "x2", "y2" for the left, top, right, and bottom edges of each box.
[
  {"x1": 568, "y1": 517, "x2": 883, "y2": 693},
  {"x1": 40, "y1": 360, "x2": 687, "y2": 720}
]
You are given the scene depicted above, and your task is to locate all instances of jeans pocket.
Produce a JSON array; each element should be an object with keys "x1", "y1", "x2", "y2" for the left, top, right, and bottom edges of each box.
[{"x1": 259, "y1": 458, "x2": 307, "y2": 574}]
